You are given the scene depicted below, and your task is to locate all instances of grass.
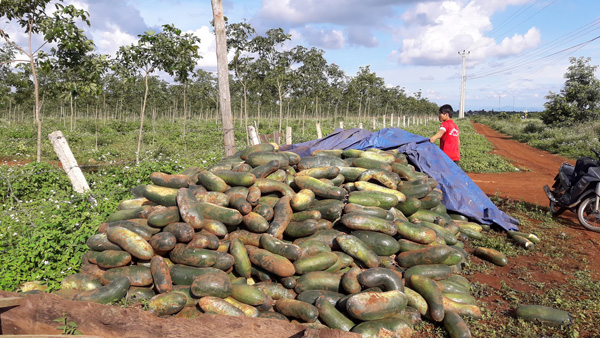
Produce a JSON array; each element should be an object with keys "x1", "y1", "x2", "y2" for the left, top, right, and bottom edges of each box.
[{"x1": 472, "y1": 115, "x2": 600, "y2": 160}]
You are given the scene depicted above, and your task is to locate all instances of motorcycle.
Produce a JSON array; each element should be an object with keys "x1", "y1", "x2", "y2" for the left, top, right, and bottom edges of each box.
[{"x1": 544, "y1": 148, "x2": 600, "y2": 232}]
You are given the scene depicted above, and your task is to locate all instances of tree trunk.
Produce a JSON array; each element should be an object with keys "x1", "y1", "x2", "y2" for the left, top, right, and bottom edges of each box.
[
  {"x1": 183, "y1": 83, "x2": 187, "y2": 141},
  {"x1": 358, "y1": 96, "x2": 363, "y2": 123},
  {"x1": 136, "y1": 71, "x2": 150, "y2": 164},
  {"x1": 244, "y1": 83, "x2": 249, "y2": 146},
  {"x1": 95, "y1": 104, "x2": 98, "y2": 150},
  {"x1": 70, "y1": 95, "x2": 74, "y2": 131},
  {"x1": 286, "y1": 100, "x2": 290, "y2": 128},
  {"x1": 302, "y1": 104, "x2": 306, "y2": 137},
  {"x1": 257, "y1": 100, "x2": 261, "y2": 131},
  {"x1": 345, "y1": 101, "x2": 349, "y2": 121},
  {"x1": 278, "y1": 81, "x2": 283, "y2": 133},
  {"x1": 27, "y1": 20, "x2": 42, "y2": 163},
  {"x1": 212, "y1": 0, "x2": 236, "y2": 156}
]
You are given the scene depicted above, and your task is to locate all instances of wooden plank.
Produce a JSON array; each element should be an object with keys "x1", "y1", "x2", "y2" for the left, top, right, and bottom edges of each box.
[
  {"x1": 259, "y1": 134, "x2": 269, "y2": 143},
  {"x1": 0, "y1": 297, "x2": 23, "y2": 308}
]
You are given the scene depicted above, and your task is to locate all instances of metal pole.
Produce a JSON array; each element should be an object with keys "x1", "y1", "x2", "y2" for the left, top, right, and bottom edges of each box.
[{"x1": 458, "y1": 50, "x2": 470, "y2": 119}]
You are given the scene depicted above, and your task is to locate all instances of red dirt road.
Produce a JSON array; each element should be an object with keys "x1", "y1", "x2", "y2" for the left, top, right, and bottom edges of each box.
[
  {"x1": 467, "y1": 122, "x2": 575, "y2": 206},
  {"x1": 466, "y1": 122, "x2": 600, "y2": 273}
]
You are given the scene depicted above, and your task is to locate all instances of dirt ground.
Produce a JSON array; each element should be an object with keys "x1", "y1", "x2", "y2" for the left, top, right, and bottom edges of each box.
[
  {"x1": 467, "y1": 122, "x2": 600, "y2": 262},
  {"x1": 459, "y1": 122, "x2": 600, "y2": 337},
  {"x1": 2, "y1": 122, "x2": 600, "y2": 337}
]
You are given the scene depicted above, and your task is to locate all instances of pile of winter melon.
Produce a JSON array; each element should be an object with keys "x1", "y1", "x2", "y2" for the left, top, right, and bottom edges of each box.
[{"x1": 56, "y1": 143, "x2": 516, "y2": 337}]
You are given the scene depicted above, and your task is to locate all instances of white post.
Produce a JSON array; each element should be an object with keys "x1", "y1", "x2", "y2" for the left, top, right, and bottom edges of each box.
[
  {"x1": 339, "y1": 121, "x2": 344, "y2": 129},
  {"x1": 316, "y1": 122, "x2": 323, "y2": 139},
  {"x1": 391, "y1": 114, "x2": 394, "y2": 127},
  {"x1": 48, "y1": 131, "x2": 95, "y2": 203},
  {"x1": 248, "y1": 126, "x2": 260, "y2": 146},
  {"x1": 286, "y1": 126, "x2": 292, "y2": 145},
  {"x1": 403, "y1": 116, "x2": 406, "y2": 128},
  {"x1": 372, "y1": 118, "x2": 376, "y2": 130},
  {"x1": 359, "y1": 123, "x2": 363, "y2": 129},
  {"x1": 383, "y1": 115, "x2": 386, "y2": 128}
]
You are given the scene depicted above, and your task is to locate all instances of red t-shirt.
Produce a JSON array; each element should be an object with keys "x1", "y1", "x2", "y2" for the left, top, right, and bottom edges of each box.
[{"x1": 439, "y1": 119, "x2": 460, "y2": 161}]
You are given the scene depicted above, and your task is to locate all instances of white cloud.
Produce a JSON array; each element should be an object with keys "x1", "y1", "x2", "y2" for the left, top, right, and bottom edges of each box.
[
  {"x1": 391, "y1": 0, "x2": 539, "y2": 66},
  {"x1": 254, "y1": 0, "x2": 422, "y2": 48},
  {"x1": 92, "y1": 24, "x2": 138, "y2": 56},
  {"x1": 189, "y1": 26, "x2": 219, "y2": 71},
  {"x1": 302, "y1": 26, "x2": 346, "y2": 49}
]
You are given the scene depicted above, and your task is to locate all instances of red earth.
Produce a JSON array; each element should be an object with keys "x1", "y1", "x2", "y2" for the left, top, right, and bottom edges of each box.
[
  {"x1": 2, "y1": 122, "x2": 600, "y2": 337},
  {"x1": 467, "y1": 122, "x2": 600, "y2": 266}
]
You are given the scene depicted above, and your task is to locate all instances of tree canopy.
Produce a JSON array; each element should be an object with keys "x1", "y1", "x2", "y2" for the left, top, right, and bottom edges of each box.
[{"x1": 542, "y1": 57, "x2": 600, "y2": 126}]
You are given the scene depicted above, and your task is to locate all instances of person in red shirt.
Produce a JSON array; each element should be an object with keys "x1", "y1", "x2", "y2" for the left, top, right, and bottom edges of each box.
[{"x1": 429, "y1": 104, "x2": 460, "y2": 163}]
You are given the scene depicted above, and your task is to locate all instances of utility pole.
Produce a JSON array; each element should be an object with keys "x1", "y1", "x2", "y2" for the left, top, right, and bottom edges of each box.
[{"x1": 458, "y1": 50, "x2": 470, "y2": 119}]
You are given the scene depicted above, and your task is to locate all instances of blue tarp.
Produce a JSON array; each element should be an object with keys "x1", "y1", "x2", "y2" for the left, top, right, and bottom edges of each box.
[{"x1": 282, "y1": 127, "x2": 519, "y2": 231}]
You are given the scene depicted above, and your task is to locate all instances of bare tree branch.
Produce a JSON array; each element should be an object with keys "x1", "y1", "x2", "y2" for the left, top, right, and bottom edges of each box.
[{"x1": 0, "y1": 29, "x2": 29, "y2": 56}]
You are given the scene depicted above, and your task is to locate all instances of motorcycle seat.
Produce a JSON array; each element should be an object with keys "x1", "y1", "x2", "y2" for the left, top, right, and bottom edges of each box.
[{"x1": 559, "y1": 163, "x2": 575, "y2": 187}]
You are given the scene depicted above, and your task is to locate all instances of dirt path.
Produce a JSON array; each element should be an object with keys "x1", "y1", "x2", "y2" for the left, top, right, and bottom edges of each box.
[
  {"x1": 466, "y1": 121, "x2": 600, "y2": 271},
  {"x1": 467, "y1": 122, "x2": 575, "y2": 206}
]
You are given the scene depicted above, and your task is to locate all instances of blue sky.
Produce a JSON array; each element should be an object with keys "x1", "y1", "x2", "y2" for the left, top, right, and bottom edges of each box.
[{"x1": 5, "y1": 0, "x2": 600, "y2": 111}]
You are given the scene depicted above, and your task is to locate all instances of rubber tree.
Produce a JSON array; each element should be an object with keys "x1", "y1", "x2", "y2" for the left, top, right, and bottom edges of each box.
[
  {"x1": 115, "y1": 24, "x2": 201, "y2": 163},
  {"x1": 293, "y1": 46, "x2": 328, "y2": 122},
  {"x1": 171, "y1": 33, "x2": 201, "y2": 141},
  {"x1": 325, "y1": 63, "x2": 347, "y2": 125},
  {"x1": 346, "y1": 66, "x2": 384, "y2": 124},
  {"x1": 0, "y1": 0, "x2": 92, "y2": 162},
  {"x1": 50, "y1": 52, "x2": 110, "y2": 130},
  {"x1": 227, "y1": 21, "x2": 256, "y2": 145},
  {"x1": 252, "y1": 28, "x2": 292, "y2": 132},
  {"x1": 0, "y1": 44, "x2": 16, "y2": 114},
  {"x1": 192, "y1": 69, "x2": 218, "y2": 119}
]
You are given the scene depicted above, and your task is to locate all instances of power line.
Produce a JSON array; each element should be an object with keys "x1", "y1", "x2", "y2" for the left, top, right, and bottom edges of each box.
[
  {"x1": 470, "y1": 34, "x2": 600, "y2": 80},
  {"x1": 467, "y1": 0, "x2": 540, "y2": 49},
  {"x1": 470, "y1": 18, "x2": 600, "y2": 79}
]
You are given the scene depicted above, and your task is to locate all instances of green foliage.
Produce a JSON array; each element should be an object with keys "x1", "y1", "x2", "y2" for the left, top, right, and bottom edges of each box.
[
  {"x1": 0, "y1": 157, "x2": 190, "y2": 291},
  {"x1": 115, "y1": 24, "x2": 201, "y2": 80},
  {"x1": 54, "y1": 314, "x2": 83, "y2": 335},
  {"x1": 542, "y1": 57, "x2": 600, "y2": 126},
  {"x1": 498, "y1": 112, "x2": 510, "y2": 120},
  {"x1": 473, "y1": 115, "x2": 600, "y2": 159}
]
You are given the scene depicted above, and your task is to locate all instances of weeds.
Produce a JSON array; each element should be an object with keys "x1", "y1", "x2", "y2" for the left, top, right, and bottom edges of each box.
[{"x1": 54, "y1": 314, "x2": 83, "y2": 335}]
